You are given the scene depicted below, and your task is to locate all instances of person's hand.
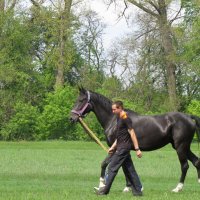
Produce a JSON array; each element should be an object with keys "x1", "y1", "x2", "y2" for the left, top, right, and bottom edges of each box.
[
  {"x1": 108, "y1": 147, "x2": 115, "y2": 154},
  {"x1": 136, "y1": 149, "x2": 142, "y2": 158}
]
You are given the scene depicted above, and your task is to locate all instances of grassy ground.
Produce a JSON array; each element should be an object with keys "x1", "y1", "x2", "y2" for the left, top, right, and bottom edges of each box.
[{"x1": 0, "y1": 141, "x2": 199, "y2": 200}]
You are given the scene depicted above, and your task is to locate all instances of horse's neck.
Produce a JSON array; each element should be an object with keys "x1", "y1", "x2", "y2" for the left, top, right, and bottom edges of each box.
[
  {"x1": 91, "y1": 95, "x2": 113, "y2": 130},
  {"x1": 93, "y1": 106, "x2": 113, "y2": 130},
  {"x1": 93, "y1": 107, "x2": 117, "y2": 146}
]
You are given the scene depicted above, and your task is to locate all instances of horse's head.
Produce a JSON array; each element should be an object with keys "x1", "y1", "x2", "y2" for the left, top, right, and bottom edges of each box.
[{"x1": 70, "y1": 87, "x2": 93, "y2": 123}]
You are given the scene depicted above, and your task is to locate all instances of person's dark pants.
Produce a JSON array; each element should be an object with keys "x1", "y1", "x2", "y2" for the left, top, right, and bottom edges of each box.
[
  {"x1": 101, "y1": 154, "x2": 112, "y2": 178},
  {"x1": 122, "y1": 165, "x2": 139, "y2": 188},
  {"x1": 101, "y1": 153, "x2": 133, "y2": 187},
  {"x1": 101, "y1": 148, "x2": 142, "y2": 195}
]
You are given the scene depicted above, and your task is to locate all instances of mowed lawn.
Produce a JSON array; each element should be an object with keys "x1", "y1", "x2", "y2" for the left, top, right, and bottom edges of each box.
[{"x1": 0, "y1": 141, "x2": 199, "y2": 200}]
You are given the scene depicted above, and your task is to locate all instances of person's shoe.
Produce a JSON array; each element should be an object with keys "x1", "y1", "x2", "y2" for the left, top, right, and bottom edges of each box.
[
  {"x1": 94, "y1": 184, "x2": 107, "y2": 192},
  {"x1": 99, "y1": 177, "x2": 106, "y2": 188},
  {"x1": 133, "y1": 191, "x2": 143, "y2": 196},
  {"x1": 95, "y1": 186, "x2": 107, "y2": 195},
  {"x1": 132, "y1": 187, "x2": 143, "y2": 196}
]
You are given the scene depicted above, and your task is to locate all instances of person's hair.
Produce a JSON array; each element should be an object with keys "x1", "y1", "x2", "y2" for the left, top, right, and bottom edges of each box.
[{"x1": 112, "y1": 100, "x2": 124, "y2": 109}]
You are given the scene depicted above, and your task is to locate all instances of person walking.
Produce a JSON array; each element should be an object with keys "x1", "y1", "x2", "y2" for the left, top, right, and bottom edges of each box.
[{"x1": 96, "y1": 100, "x2": 143, "y2": 196}]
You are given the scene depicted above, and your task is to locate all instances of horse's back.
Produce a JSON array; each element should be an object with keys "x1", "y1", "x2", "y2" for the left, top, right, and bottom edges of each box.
[{"x1": 128, "y1": 112, "x2": 196, "y2": 151}]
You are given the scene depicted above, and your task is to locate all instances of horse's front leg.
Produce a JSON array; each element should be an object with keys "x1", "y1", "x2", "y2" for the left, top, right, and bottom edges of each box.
[{"x1": 172, "y1": 151, "x2": 189, "y2": 192}]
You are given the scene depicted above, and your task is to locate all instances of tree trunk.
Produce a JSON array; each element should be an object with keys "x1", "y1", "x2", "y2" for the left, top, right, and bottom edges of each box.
[
  {"x1": 55, "y1": 0, "x2": 72, "y2": 90},
  {"x1": 158, "y1": 0, "x2": 179, "y2": 111},
  {"x1": 127, "y1": 0, "x2": 179, "y2": 111},
  {"x1": 55, "y1": 11, "x2": 65, "y2": 89},
  {"x1": 0, "y1": 0, "x2": 5, "y2": 12}
]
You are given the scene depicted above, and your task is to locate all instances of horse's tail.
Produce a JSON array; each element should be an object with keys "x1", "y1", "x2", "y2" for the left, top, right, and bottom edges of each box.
[{"x1": 190, "y1": 115, "x2": 200, "y2": 142}]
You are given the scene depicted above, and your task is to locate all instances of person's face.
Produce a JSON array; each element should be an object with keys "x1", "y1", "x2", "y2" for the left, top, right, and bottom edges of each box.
[{"x1": 112, "y1": 104, "x2": 122, "y2": 115}]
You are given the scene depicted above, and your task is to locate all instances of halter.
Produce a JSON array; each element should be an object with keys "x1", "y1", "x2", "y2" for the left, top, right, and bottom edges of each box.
[{"x1": 71, "y1": 91, "x2": 91, "y2": 117}]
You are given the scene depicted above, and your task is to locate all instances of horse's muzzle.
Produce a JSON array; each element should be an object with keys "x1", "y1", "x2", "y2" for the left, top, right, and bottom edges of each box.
[{"x1": 69, "y1": 113, "x2": 79, "y2": 123}]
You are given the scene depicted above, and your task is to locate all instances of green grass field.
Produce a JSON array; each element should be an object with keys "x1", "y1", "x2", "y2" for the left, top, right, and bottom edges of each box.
[{"x1": 0, "y1": 141, "x2": 199, "y2": 200}]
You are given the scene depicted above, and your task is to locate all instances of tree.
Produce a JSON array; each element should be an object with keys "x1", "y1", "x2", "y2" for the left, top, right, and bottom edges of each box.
[
  {"x1": 78, "y1": 10, "x2": 106, "y2": 71},
  {"x1": 74, "y1": 9, "x2": 106, "y2": 90},
  {"x1": 175, "y1": 0, "x2": 200, "y2": 105},
  {"x1": 0, "y1": 8, "x2": 33, "y2": 110},
  {"x1": 55, "y1": 0, "x2": 73, "y2": 89},
  {"x1": 107, "y1": 0, "x2": 183, "y2": 111},
  {"x1": 0, "y1": 0, "x2": 17, "y2": 12},
  {"x1": 30, "y1": 0, "x2": 74, "y2": 89}
]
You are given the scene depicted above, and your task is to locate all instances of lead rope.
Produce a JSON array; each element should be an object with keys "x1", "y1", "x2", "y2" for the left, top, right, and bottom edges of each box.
[
  {"x1": 198, "y1": 132, "x2": 200, "y2": 158},
  {"x1": 79, "y1": 117, "x2": 108, "y2": 153}
]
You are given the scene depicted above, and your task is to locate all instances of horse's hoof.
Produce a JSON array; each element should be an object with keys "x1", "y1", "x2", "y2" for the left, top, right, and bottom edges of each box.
[
  {"x1": 123, "y1": 186, "x2": 132, "y2": 192},
  {"x1": 172, "y1": 188, "x2": 182, "y2": 193},
  {"x1": 172, "y1": 183, "x2": 183, "y2": 193},
  {"x1": 198, "y1": 179, "x2": 200, "y2": 184},
  {"x1": 123, "y1": 186, "x2": 144, "y2": 192},
  {"x1": 94, "y1": 187, "x2": 99, "y2": 192}
]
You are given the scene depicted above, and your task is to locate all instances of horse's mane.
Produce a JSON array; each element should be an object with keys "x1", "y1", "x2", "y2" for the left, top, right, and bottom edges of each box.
[
  {"x1": 80, "y1": 87, "x2": 138, "y2": 115},
  {"x1": 90, "y1": 90, "x2": 138, "y2": 115},
  {"x1": 125, "y1": 108, "x2": 138, "y2": 116},
  {"x1": 90, "y1": 90, "x2": 112, "y2": 111}
]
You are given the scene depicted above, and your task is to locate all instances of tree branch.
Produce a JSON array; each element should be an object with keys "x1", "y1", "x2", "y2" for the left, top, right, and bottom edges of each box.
[
  {"x1": 9, "y1": 0, "x2": 17, "y2": 11},
  {"x1": 49, "y1": 0, "x2": 58, "y2": 9},
  {"x1": 134, "y1": 27, "x2": 158, "y2": 40},
  {"x1": 128, "y1": 0, "x2": 159, "y2": 18},
  {"x1": 148, "y1": 0, "x2": 160, "y2": 15},
  {"x1": 30, "y1": 0, "x2": 41, "y2": 8},
  {"x1": 169, "y1": 5, "x2": 183, "y2": 25}
]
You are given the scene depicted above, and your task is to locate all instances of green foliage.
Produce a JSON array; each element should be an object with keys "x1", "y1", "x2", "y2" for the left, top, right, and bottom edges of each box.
[
  {"x1": 0, "y1": 11, "x2": 46, "y2": 129},
  {"x1": 175, "y1": 1, "x2": 200, "y2": 104},
  {"x1": 0, "y1": 86, "x2": 92, "y2": 141},
  {"x1": 186, "y1": 100, "x2": 200, "y2": 143},
  {"x1": 1, "y1": 1, "x2": 200, "y2": 141},
  {"x1": 187, "y1": 100, "x2": 200, "y2": 116},
  {"x1": 35, "y1": 86, "x2": 78, "y2": 140},
  {"x1": 82, "y1": 112, "x2": 105, "y2": 141},
  {"x1": 97, "y1": 76, "x2": 123, "y2": 99},
  {"x1": 0, "y1": 102, "x2": 39, "y2": 140},
  {"x1": 182, "y1": 0, "x2": 200, "y2": 23}
]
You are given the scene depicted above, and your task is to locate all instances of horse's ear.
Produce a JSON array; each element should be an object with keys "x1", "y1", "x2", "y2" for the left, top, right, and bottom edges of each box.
[
  {"x1": 78, "y1": 85, "x2": 86, "y2": 93},
  {"x1": 78, "y1": 85, "x2": 82, "y2": 92}
]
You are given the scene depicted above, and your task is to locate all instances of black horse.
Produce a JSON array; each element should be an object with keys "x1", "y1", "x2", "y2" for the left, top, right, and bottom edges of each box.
[{"x1": 70, "y1": 87, "x2": 200, "y2": 192}]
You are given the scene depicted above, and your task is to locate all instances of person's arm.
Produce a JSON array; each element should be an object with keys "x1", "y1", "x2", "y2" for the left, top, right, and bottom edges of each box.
[
  {"x1": 108, "y1": 139, "x2": 117, "y2": 154},
  {"x1": 128, "y1": 128, "x2": 142, "y2": 158}
]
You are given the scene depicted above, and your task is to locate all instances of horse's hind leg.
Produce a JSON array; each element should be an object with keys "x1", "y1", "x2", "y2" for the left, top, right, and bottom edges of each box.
[
  {"x1": 187, "y1": 150, "x2": 200, "y2": 183},
  {"x1": 172, "y1": 146, "x2": 189, "y2": 192}
]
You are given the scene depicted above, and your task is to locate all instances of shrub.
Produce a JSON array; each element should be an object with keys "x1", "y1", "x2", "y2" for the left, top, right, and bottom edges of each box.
[
  {"x1": 187, "y1": 100, "x2": 200, "y2": 116},
  {"x1": 35, "y1": 86, "x2": 81, "y2": 140},
  {"x1": 0, "y1": 102, "x2": 39, "y2": 140}
]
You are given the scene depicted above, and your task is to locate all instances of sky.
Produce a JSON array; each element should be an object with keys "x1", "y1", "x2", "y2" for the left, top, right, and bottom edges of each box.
[
  {"x1": 82, "y1": 0, "x2": 182, "y2": 49},
  {"x1": 85, "y1": 0, "x2": 137, "y2": 49}
]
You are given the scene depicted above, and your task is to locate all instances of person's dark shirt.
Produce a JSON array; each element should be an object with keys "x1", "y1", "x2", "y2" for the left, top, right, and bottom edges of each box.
[{"x1": 116, "y1": 112, "x2": 133, "y2": 150}]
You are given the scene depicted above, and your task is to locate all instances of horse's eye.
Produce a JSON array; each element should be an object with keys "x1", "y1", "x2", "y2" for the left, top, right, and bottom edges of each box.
[{"x1": 79, "y1": 97, "x2": 87, "y2": 103}]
